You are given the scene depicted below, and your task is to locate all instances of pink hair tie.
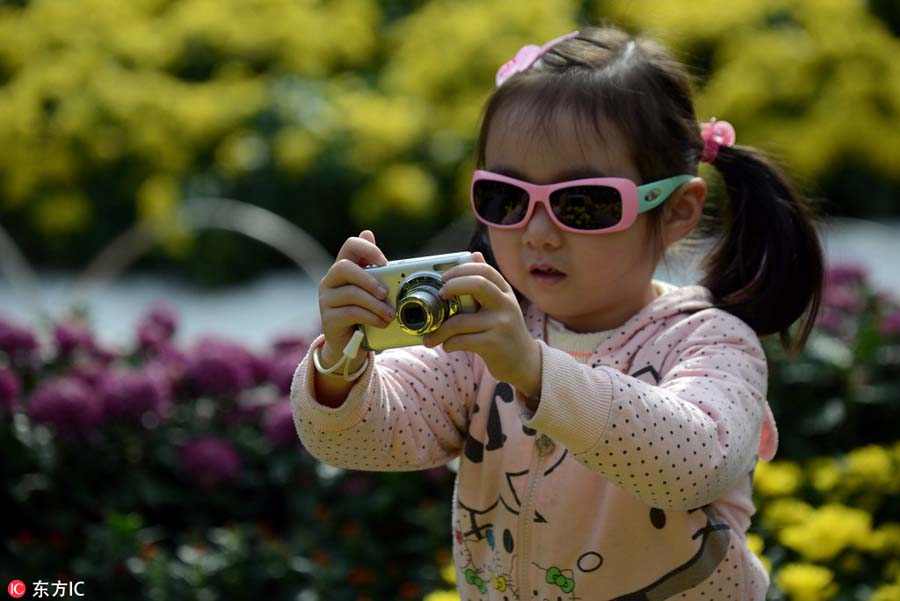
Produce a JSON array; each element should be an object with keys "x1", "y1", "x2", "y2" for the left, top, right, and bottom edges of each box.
[
  {"x1": 496, "y1": 31, "x2": 580, "y2": 87},
  {"x1": 700, "y1": 118, "x2": 736, "y2": 164}
]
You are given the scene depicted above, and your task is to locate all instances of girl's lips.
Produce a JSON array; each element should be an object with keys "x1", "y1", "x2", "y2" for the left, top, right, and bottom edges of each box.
[
  {"x1": 529, "y1": 266, "x2": 567, "y2": 285},
  {"x1": 529, "y1": 263, "x2": 565, "y2": 275},
  {"x1": 530, "y1": 271, "x2": 566, "y2": 285}
]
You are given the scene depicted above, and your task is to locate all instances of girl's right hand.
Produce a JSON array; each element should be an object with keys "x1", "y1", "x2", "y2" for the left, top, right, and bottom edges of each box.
[{"x1": 318, "y1": 230, "x2": 395, "y2": 367}]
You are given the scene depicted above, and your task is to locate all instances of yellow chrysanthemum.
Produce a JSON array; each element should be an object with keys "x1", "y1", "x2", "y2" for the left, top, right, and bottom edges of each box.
[
  {"x1": 331, "y1": 85, "x2": 427, "y2": 170},
  {"x1": 776, "y1": 563, "x2": 838, "y2": 601},
  {"x1": 31, "y1": 191, "x2": 92, "y2": 237},
  {"x1": 422, "y1": 591, "x2": 460, "y2": 601},
  {"x1": 273, "y1": 128, "x2": 320, "y2": 175},
  {"x1": 601, "y1": 0, "x2": 780, "y2": 45},
  {"x1": 867, "y1": 524, "x2": 900, "y2": 556},
  {"x1": 137, "y1": 174, "x2": 179, "y2": 224},
  {"x1": 845, "y1": 445, "x2": 895, "y2": 492},
  {"x1": 136, "y1": 173, "x2": 191, "y2": 255},
  {"x1": 779, "y1": 504, "x2": 872, "y2": 562},
  {"x1": 215, "y1": 130, "x2": 268, "y2": 177},
  {"x1": 809, "y1": 458, "x2": 842, "y2": 494},
  {"x1": 601, "y1": 0, "x2": 900, "y2": 184},
  {"x1": 755, "y1": 460, "x2": 804, "y2": 496},
  {"x1": 746, "y1": 532, "x2": 771, "y2": 574},
  {"x1": 762, "y1": 498, "x2": 815, "y2": 530},
  {"x1": 892, "y1": 442, "x2": 900, "y2": 466},
  {"x1": 383, "y1": 0, "x2": 576, "y2": 136},
  {"x1": 746, "y1": 533, "x2": 765, "y2": 556},
  {"x1": 441, "y1": 562, "x2": 457, "y2": 585},
  {"x1": 872, "y1": 581, "x2": 900, "y2": 601},
  {"x1": 351, "y1": 163, "x2": 437, "y2": 223}
]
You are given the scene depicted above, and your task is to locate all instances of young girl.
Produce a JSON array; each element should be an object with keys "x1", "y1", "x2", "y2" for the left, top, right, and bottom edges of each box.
[{"x1": 292, "y1": 26, "x2": 822, "y2": 601}]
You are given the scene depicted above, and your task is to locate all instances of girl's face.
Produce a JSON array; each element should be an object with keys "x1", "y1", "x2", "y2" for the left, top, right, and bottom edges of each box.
[{"x1": 484, "y1": 111, "x2": 661, "y2": 333}]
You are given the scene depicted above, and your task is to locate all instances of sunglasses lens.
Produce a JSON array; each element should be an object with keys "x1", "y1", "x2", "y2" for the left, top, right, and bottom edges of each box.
[
  {"x1": 472, "y1": 180, "x2": 530, "y2": 226},
  {"x1": 550, "y1": 186, "x2": 623, "y2": 230}
]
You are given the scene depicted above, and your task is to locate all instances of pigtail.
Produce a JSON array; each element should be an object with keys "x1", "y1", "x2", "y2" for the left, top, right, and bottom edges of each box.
[{"x1": 701, "y1": 145, "x2": 824, "y2": 355}]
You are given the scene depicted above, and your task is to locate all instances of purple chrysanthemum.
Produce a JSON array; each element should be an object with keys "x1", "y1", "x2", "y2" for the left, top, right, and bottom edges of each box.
[
  {"x1": 53, "y1": 322, "x2": 96, "y2": 356},
  {"x1": 69, "y1": 363, "x2": 108, "y2": 390},
  {"x1": 52, "y1": 321, "x2": 116, "y2": 365},
  {"x1": 271, "y1": 335, "x2": 311, "y2": 356},
  {"x1": 881, "y1": 310, "x2": 900, "y2": 337},
  {"x1": 266, "y1": 335, "x2": 310, "y2": 394},
  {"x1": 146, "y1": 303, "x2": 177, "y2": 336},
  {"x1": 148, "y1": 342, "x2": 189, "y2": 378},
  {"x1": 262, "y1": 399, "x2": 298, "y2": 449},
  {"x1": 137, "y1": 303, "x2": 179, "y2": 351},
  {"x1": 0, "y1": 317, "x2": 39, "y2": 365},
  {"x1": 822, "y1": 285, "x2": 864, "y2": 313},
  {"x1": 179, "y1": 436, "x2": 243, "y2": 488},
  {"x1": 224, "y1": 398, "x2": 266, "y2": 427},
  {"x1": 102, "y1": 368, "x2": 171, "y2": 424},
  {"x1": 27, "y1": 377, "x2": 104, "y2": 436},
  {"x1": 185, "y1": 338, "x2": 258, "y2": 397},
  {"x1": 825, "y1": 265, "x2": 866, "y2": 288},
  {"x1": 0, "y1": 369, "x2": 21, "y2": 415},
  {"x1": 267, "y1": 353, "x2": 303, "y2": 395}
]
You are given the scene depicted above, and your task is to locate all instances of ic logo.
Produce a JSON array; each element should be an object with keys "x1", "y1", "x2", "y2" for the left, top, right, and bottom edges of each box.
[{"x1": 7, "y1": 580, "x2": 27, "y2": 599}]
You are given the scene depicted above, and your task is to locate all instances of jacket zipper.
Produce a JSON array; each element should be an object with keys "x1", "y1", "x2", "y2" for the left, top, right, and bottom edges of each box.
[{"x1": 518, "y1": 434, "x2": 555, "y2": 598}]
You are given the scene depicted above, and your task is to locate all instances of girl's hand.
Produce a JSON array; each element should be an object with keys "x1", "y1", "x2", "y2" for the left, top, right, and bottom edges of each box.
[
  {"x1": 318, "y1": 230, "x2": 395, "y2": 368},
  {"x1": 422, "y1": 252, "x2": 542, "y2": 398}
]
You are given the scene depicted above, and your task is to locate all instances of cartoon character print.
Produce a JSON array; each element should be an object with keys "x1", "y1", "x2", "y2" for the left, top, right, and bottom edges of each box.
[
  {"x1": 455, "y1": 381, "x2": 581, "y2": 599},
  {"x1": 456, "y1": 382, "x2": 526, "y2": 599},
  {"x1": 522, "y1": 505, "x2": 731, "y2": 601},
  {"x1": 454, "y1": 368, "x2": 734, "y2": 600},
  {"x1": 455, "y1": 525, "x2": 517, "y2": 598},
  {"x1": 604, "y1": 506, "x2": 731, "y2": 600},
  {"x1": 532, "y1": 563, "x2": 579, "y2": 601}
]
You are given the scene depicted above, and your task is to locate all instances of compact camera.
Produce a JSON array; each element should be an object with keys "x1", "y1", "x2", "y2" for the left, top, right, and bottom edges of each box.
[{"x1": 361, "y1": 251, "x2": 478, "y2": 351}]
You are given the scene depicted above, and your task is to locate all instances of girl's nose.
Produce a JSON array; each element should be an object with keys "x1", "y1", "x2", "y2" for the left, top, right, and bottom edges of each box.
[{"x1": 522, "y1": 203, "x2": 563, "y2": 248}]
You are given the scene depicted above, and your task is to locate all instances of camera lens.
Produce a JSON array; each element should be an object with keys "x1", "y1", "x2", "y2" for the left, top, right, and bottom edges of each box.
[
  {"x1": 396, "y1": 272, "x2": 463, "y2": 337},
  {"x1": 396, "y1": 275, "x2": 447, "y2": 335},
  {"x1": 400, "y1": 303, "x2": 427, "y2": 330},
  {"x1": 397, "y1": 289, "x2": 444, "y2": 335}
]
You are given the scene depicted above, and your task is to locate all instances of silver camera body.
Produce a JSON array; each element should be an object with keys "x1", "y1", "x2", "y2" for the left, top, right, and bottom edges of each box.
[{"x1": 361, "y1": 251, "x2": 478, "y2": 351}]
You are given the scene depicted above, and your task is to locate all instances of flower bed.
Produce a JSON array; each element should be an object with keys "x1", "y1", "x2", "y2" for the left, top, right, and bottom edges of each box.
[
  {"x1": 0, "y1": 305, "x2": 454, "y2": 600},
  {"x1": 2, "y1": 1, "x2": 899, "y2": 283},
  {"x1": 3, "y1": 264, "x2": 900, "y2": 600}
]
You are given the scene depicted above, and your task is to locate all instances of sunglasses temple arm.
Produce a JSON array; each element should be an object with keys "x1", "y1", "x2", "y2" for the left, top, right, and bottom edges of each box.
[{"x1": 636, "y1": 175, "x2": 694, "y2": 213}]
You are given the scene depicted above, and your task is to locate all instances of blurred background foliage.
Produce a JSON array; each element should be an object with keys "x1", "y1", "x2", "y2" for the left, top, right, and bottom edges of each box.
[
  {"x1": 1, "y1": 0, "x2": 899, "y2": 285},
  {"x1": 3, "y1": 1, "x2": 900, "y2": 600}
]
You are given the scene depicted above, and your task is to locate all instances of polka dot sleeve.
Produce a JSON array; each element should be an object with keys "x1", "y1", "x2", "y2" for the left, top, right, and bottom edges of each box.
[
  {"x1": 526, "y1": 310, "x2": 773, "y2": 511},
  {"x1": 291, "y1": 335, "x2": 479, "y2": 471}
]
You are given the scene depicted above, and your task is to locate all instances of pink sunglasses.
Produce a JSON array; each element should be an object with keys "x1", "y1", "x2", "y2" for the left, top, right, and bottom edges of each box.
[{"x1": 470, "y1": 170, "x2": 693, "y2": 234}]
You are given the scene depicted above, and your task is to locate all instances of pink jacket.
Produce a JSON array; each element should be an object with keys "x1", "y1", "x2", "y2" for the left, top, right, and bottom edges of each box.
[{"x1": 291, "y1": 283, "x2": 777, "y2": 600}]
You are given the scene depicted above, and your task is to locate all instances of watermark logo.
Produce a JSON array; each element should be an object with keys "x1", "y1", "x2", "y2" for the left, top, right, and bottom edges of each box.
[
  {"x1": 7, "y1": 581, "x2": 85, "y2": 598},
  {"x1": 7, "y1": 581, "x2": 27, "y2": 599}
]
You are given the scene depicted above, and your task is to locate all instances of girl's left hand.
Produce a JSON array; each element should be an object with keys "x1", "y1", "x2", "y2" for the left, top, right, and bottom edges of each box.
[{"x1": 422, "y1": 252, "x2": 541, "y2": 398}]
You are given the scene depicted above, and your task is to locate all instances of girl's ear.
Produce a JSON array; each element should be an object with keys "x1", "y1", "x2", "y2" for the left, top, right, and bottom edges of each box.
[{"x1": 662, "y1": 177, "x2": 706, "y2": 248}]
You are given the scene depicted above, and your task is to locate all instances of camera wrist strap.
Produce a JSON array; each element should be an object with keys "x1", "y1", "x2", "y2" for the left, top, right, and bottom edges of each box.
[{"x1": 313, "y1": 329, "x2": 368, "y2": 381}]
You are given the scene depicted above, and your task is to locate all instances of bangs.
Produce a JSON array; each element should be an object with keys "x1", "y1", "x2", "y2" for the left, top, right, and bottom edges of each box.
[
  {"x1": 476, "y1": 64, "x2": 696, "y2": 183},
  {"x1": 477, "y1": 74, "x2": 625, "y2": 172}
]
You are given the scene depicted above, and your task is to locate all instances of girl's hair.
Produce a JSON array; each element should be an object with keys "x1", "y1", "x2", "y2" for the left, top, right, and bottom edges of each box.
[{"x1": 468, "y1": 25, "x2": 823, "y2": 354}]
